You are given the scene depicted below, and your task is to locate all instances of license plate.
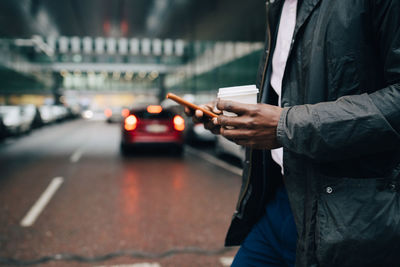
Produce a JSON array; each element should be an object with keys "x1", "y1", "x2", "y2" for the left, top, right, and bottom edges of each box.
[{"x1": 146, "y1": 124, "x2": 167, "y2": 133}]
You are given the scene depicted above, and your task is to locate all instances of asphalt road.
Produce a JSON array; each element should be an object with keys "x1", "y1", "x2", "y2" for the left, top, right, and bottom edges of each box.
[{"x1": 0, "y1": 119, "x2": 242, "y2": 267}]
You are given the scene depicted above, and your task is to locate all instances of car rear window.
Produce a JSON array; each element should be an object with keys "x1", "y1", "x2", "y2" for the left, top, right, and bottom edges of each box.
[{"x1": 133, "y1": 110, "x2": 174, "y2": 119}]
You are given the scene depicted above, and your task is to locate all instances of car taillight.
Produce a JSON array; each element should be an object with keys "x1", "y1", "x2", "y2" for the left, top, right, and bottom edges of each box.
[
  {"x1": 121, "y1": 108, "x2": 130, "y2": 117},
  {"x1": 173, "y1": 115, "x2": 185, "y2": 131},
  {"x1": 104, "y1": 108, "x2": 112, "y2": 118},
  {"x1": 124, "y1": 115, "x2": 137, "y2": 131}
]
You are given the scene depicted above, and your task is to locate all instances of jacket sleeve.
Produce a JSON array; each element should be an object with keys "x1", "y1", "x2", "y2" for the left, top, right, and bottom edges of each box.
[{"x1": 276, "y1": 0, "x2": 400, "y2": 162}]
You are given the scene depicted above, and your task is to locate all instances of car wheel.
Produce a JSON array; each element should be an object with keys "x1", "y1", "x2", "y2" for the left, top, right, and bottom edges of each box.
[
  {"x1": 214, "y1": 138, "x2": 224, "y2": 158},
  {"x1": 184, "y1": 130, "x2": 196, "y2": 145},
  {"x1": 120, "y1": 143, "x2": 129, "y2": 156},
  {"x1": 171, "y1": 145, "x2": 184, "y2": 157}
]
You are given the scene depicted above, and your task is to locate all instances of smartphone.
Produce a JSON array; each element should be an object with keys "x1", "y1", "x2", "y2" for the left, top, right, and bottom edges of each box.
[{"x1": 166, "y1": 93, "x2": 218, "y2": 118}]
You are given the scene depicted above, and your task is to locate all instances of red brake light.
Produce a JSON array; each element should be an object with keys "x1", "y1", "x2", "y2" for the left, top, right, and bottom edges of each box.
[
  {"x1": 104, "y1": 108, "x2": 112, "y2": 118},
  {"x1": 173, "y1": 115, "x2": 185, "y2": 131},
  {"x1": 147, "y1": 105, "x2": 162, "y2": 114},
  {"x1": 121, "y1": 108, "x2": 130, "y2": 117},
  {"x1": 124, "y1": 115, "x2": 137, "y2": 131}
]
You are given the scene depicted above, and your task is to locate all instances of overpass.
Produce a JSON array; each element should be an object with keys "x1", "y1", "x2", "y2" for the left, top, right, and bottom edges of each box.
[{"x1": 0, "y1": 0, "x2": 266, "y2": 102}]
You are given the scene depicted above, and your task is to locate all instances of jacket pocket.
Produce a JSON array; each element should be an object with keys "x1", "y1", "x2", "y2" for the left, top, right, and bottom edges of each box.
[
  {"x1": 327, "y1": 54, "x2": 361, "y2": 100},
  {"x1": 316, "y1": 174, "x2": 400, "y2": 267}
]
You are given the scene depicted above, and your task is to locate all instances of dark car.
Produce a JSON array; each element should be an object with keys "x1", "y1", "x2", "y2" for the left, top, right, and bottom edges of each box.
[
  {"x1": 120, "y1": 105, "x2": 185, "y2": 155},
  {"x1": 0, "y1": 115, "x2": 6, "y2": 140}
]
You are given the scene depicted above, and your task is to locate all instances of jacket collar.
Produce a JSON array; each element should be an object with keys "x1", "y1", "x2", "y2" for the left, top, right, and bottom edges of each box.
[
  {"x1": 268, "y1": 0, "x2": 285, "y2": 36},
  {"x1": 293, "y1": 0, "x2": 322, "y2": 40},
  {"x1": 267, "y1": 0, "x2": 321, "y2": 41}
]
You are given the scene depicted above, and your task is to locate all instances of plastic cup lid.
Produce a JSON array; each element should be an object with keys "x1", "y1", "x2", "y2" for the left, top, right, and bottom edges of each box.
[{"x1": 217, "y1": 85, "x2": 259, "y2": 97}]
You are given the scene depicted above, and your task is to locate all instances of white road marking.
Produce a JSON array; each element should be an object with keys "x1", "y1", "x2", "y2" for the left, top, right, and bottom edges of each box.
[
  {"x1": 70, "y1": 148, "x2": 84, "y2": 163},
  {"x1": 186, "y1": 147, "x2": 242, "y2": 176},
  {"x1": 220, "y1": 256, "x2": 234, "y2": 266},
  {"x1": 20, "y1": 177, "x2": 64, "y2": 227},
  {"x1": 95, "y1": 263, "x2": 161, "y2": 267}
]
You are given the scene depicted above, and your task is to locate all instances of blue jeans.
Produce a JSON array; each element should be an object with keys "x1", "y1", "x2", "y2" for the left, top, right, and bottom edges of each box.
[{"x1": 231, "y1": 186, "x2": 297, "y2": 266}]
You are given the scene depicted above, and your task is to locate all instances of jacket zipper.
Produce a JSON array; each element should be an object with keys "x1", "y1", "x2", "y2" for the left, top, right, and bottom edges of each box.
[
  {"x1": 235, "y1": 0, "x2": 272, "y2": 213},
  {"x1": 258, "y1": 1, "x2": 272, "y2": 102}
]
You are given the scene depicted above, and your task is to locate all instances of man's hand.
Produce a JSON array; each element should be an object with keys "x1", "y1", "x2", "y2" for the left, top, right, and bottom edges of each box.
[
  {"x1": 214, "y1": 100, "x2": 283, "y2": 150},
  {"x1": 184, "y1": 102, "x2": 222, "y2": 135}
]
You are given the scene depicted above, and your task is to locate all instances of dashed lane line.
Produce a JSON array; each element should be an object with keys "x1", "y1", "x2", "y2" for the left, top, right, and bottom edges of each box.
[
  {"x1": 186, "y1": 147, "x2": 242, "y2": 176},
  {"x1": 20, "y1": 177, "x2": 64, "y2": 227},
  {"x1": 70, "y1": 147, "x2": 84, "y2": 163}
]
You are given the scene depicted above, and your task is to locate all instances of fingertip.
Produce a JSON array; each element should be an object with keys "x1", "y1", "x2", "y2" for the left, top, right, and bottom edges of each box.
[
  {"x1": 195, "y1": 109, "x2": 203, "y2": 118},
  {"x1": 212, "y1": 117, "x2": 218, "y2": 125}
]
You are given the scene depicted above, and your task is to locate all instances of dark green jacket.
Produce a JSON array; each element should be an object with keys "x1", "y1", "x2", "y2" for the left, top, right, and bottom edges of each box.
[{"x1": 225, "y1": 0, "x2": 400, "y2": 266}]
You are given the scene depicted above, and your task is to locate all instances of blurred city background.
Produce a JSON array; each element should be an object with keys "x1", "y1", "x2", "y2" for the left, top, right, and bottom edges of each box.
[{"x1": 0, "y1": 0, "x2": 266, "y2": 266}]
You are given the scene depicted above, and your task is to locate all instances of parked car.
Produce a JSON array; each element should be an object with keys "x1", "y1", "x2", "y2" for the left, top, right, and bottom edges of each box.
[
  {"x1": 185, "y1": 120, "x2": 216, "y2": 144},
  {"x1": 38, "y1": 105, "x2": 69, "y2": 124},
  {"x1": 39, "y1": 105, "x2": 57, "y2": 124},
  {"x1": 0, "y1": 105, "x2": 31, "y2": 135},
  {"x1": 22, "y1": 104, "x2": 43, "y2": 129},
  {"x1": 52, "y1": 105, "x2": 68, "y2": 122},
  {"x1": 120, "y1": 105, "x2": 185, "y2": 155},
  {"x1": 215, "y1": 135, "x2": 245, "y2": 162}
]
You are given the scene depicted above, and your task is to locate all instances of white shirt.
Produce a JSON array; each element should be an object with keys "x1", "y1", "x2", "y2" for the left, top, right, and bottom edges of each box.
[{"x1": 270, "y1": 0, "x2": 298, "y2": 174}]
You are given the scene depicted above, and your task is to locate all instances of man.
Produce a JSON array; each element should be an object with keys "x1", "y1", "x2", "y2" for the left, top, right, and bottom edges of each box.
[{"x1": 186, "y1": 0, "x2": 400, "y2": 266}]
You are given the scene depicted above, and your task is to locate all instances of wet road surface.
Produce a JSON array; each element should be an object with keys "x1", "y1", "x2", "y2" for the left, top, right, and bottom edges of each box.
[{"x1": 0, "y1": 120, "x2": 241, "y2": 266}]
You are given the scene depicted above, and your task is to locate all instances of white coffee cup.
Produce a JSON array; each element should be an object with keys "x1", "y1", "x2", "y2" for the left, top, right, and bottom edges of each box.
[{"x1": 217, "y1": 85, "x2": 259, "y2": 116}]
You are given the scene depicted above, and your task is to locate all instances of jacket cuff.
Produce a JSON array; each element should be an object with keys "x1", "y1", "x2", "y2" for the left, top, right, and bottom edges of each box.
[{"x1": 276, "y1": 107, "x2": 290, "y2": 148}]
